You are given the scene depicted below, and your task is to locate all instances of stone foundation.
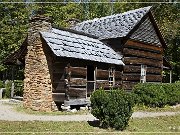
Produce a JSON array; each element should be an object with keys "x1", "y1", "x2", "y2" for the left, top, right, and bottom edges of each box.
[{"x1": 23, "y1": 15, "x2": 57, "y2": 111}]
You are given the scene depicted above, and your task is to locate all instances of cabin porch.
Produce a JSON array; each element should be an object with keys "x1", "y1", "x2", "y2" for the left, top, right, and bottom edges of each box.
[{"x1": 52, "y1": 58, "x2": 123, "y2": 108}]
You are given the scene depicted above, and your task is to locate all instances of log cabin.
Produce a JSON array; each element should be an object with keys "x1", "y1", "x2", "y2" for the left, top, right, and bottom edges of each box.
[
  {"x1": 4, "y1": 6, "x2": 171, "y2": 111},
  {"x1": 72, "y1": 6, "x2": 172, "y2": 90}
]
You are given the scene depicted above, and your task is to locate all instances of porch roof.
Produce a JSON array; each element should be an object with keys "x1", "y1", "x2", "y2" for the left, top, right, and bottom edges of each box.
[{"x1": 40, "y1": 28, "x2": 124, "y2": 65}]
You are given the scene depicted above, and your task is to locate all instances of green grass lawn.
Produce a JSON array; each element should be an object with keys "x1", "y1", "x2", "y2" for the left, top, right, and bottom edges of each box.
[
  {"x1": 1, "y1": 102, "x2": 180, "y2": 134},
  {"x1": 0, "y1": 115, "x2": 180, "y2": 134}
]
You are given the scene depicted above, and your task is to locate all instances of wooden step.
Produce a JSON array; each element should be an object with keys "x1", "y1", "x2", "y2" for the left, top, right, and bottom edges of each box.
[{"x1": 64, "y1": 98, "x2": 90, "y2": 106}]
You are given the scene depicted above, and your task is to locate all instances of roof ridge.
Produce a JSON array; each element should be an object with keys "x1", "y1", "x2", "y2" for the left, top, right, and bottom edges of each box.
[{"x1": 52, "y1": 26, "x2": 98, "y2": 39}]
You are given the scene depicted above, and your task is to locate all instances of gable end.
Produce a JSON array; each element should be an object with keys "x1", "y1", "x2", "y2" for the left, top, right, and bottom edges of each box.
[
  {"x1": 128, "y1": 12, "x2": 166, "y2": 48},
  {"x1": 130, "y1": 16, "x2": 161, "y2": 46}
]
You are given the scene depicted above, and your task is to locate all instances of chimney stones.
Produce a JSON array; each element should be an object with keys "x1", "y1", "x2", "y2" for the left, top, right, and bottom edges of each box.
[{"x1": 23, "y1": 15, "x2": 57, "y2": 111}]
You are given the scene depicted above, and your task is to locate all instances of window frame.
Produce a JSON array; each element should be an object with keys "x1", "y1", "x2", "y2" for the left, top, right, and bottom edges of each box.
[
  {"x1": 140, "y1": 64, "x2": 147, "y2": 83},
  {"x1": 109, "y1": 67, "x2": 115, "y2": 87}
]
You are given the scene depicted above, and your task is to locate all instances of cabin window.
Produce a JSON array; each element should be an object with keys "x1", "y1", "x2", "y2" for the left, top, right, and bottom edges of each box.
[
  {"x1": 109, "y1": 67, "x2": 115, "y2": 87},
  {"x1": 140, "y1": 65, "x2": 147, "y2": 83}
]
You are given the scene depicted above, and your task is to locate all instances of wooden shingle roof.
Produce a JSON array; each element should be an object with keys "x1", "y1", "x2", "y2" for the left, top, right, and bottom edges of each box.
[
  {"x1": 3, "y1": 38, "x2": 27, "y2": 65},
  {"x1": 72, "y1": 6, "x2": 152, "y2": 40},
  {"x1": 40, "y1": 28, "x2": 124, "y2": 65},
  {"x1": 130, "y1": 17, "x2": 161, "y2": 46}
]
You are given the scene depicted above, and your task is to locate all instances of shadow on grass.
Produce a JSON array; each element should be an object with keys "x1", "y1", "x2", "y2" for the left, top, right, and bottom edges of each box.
[
  {"x1": 88, "y1": 120, "x2": 107, "y2": 129},
  {"x1": 88, "y1": 120, "x2": 118, "y2": 131},
  {"x1": 88, "y1": 120, "x2": 100, "y2": 128}
]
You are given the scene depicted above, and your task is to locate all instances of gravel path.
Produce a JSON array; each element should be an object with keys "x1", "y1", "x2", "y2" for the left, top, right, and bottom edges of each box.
[{"x1": 0, "y1": 99, "x2": 179, "y2": 121}]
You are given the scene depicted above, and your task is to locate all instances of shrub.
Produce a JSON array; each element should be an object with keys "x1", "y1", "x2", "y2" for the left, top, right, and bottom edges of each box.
[
  {"x1": 0, "y1": 80, "x2": 4, "y2": 88},
  {"x1": 90, "y1": 89, "x2": 134, "y2": 130},
  {"x1": 3, "y1": 80, "x2": 24, "y2": 98},
  {"x1": 4, "y1": 80, "x2": 12, "y2": 98},
  {"x1": 90, "y1": 88, "x2": 109, "y2": 125},
  {"x1": 164, "y1": 82, "x2": 180, "y2": 105},
  {"x1": 132, "y1": 83, "x2": 180, "y2": 107}
]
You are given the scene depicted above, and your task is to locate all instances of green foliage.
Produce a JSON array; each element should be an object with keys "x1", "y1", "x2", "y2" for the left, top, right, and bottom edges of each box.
[
  {"x1": 3, "y1": 80, "x2": 23, "y2": 98},
  {"x1": 165, "y1": 82, "x2": 180, "y2": 105},
  {"x1": 90, "y1": 88, "x2": 109, "y2": 125},
  {"x1": 14, "y1": 80, "x2": 23, "y2": 96},
  {"x1": 4, "y1": 80, "x2": 12, "y2": 98},
  {"x1": 0, "y1": 1, "x2": 28, "y2": 78},
  {"x1": 132, "y1": 83, "x2": 180, "y2": 107},
  {"x1": 90, "y1": 89, "x2": 134, "y2": 130},
  {"x1": 0, "y1": 80, "x2": 4, "y2": 88},
  {"x1": 154, "y1": 4, "x2": 180, "y2": 82},
  {"x1": 0, "y1": 115, "x2": 180, "y2": 132}
]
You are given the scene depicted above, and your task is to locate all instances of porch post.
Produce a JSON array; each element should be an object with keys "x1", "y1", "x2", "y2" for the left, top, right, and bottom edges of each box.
[
  {"x1": 170, "y1": 70, "x2": 172, "y2": 83},
  {"x1": 94, "y1": 66, "x2": 97, "y2": 91}
]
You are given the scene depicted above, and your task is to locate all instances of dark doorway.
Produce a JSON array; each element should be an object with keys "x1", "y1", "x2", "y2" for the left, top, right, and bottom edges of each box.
[{"x1": 87, "y1": 65, "x2": 95, "y2": 97}]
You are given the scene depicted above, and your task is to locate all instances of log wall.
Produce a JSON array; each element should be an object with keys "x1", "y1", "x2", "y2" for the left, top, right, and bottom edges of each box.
[
  {"x1": 52, "y1": 60, "x2": 88, "y2": 102},
  {"x1": 52, "y1": 58, "x2": 123, "y2": 103},
  {"x1": 68, "y1": 66, "x2": 87, "y2": 99},
  {"x1": 52, "y1": 59, "x2": 69, "y2": 103},
  {"x1": 122, "y1": 40, "x2": 163, "y2": 90}
]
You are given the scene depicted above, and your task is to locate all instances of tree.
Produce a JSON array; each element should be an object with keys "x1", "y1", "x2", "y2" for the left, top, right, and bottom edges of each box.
[{"x1": 0, "y1": 1, "x2": 28, "y2": 80}]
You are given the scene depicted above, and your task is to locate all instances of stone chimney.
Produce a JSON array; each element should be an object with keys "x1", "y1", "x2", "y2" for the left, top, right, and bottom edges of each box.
[{"x1": 23, "y1": 14, "x2": 56, "y2": 111}]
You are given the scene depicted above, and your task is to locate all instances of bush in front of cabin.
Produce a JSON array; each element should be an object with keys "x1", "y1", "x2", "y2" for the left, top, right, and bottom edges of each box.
[
  {"x1": 163, "y1": 82, "x2": 180, "y2": 105},
  {"x1": 90, "y1": 88, "x2": 109, "y2": 127},
  {"x1": 90, "y1": 89, "x2": 134, "y2": 130},
  {"x1": 132, "y1": 83, "x2": 167, "y2": 107},
  {"x1": 132, "y1": 83, "x2": 180, "y2": 107},
  {"x1": 173, "y1": 82, "x2": 180, "y2": 104}
]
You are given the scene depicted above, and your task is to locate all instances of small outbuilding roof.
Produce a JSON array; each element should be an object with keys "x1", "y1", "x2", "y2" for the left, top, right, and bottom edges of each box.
[
  {"x1": 163, "y1": 57, "x2": 172, "y2": 70},
  {"x1": 72, "y1": 6, "x2": 152, "y2": 40},
  {"x1": 40, "y1": 28, "x2": 124, "y2": 65}
]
